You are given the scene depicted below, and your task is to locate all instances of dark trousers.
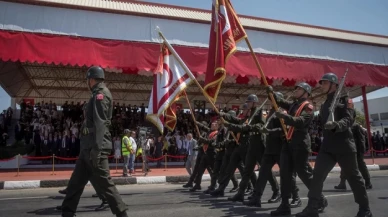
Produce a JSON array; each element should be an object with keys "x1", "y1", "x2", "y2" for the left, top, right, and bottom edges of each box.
[
  {"x1": 340, "y1": 153, "x2": 371, "y2": 185},
  {"x1": 66, "y1": 151, "x2": 107, "y2": 202},
  {"x1": 308, "y1": 152, "x2": 369, "y2": 209},
  {"x1": 255, "y1": 154, "x2": 297, "y2": 199},
  {"x1": 280, "y1": 147, "x2": 313, "y2": 200},
  {"x1": 61, "y1": 150, "x2": 127, "y2": 215},
  {"x1": 219, "y1": 147, "x2": 243, "y2": 187},
  {"x1": 210, "y1": 151, "x2": 224, "y2": 188},
  {"x1": 239, "y1": 143, "x2": 279, "y2": 193},
  {"x1": 194, "y1": 153, "x2": 215, "y2": 186},
  {"x1": 218, "y1": 144, "x2": 254, "y2": 190},
  {"x1": 188, "y1": 152, "x2": 204, "y2": 184}
]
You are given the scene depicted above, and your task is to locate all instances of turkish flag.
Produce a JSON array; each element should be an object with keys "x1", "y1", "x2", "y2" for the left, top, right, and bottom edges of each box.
[
  {"x1": 232, "y1": 105, "x2": 239, "y2": 111},
  {"x1": 23, "y1": 98, "x2": 35, "y2": 105},
  {"x1": 175, "y1": 103, "x2": 183, "y2": 111},
  {"x1": 203, "y1": 0, "x2": 247, "y2": 103}
]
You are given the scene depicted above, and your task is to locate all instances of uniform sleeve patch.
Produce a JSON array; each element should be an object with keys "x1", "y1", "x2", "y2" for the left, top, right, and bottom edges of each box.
[{"x1": 96, "y1": 94, "x2": 104, "y2": 100}]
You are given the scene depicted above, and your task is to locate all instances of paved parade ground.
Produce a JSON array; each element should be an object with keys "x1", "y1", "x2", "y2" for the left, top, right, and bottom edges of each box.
[{"x1": 0, "y1": 170, "x2": 387, "y2": 217}]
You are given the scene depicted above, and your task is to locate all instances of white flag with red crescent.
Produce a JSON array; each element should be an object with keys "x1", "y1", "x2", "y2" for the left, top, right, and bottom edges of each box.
[{"x1": 146, "y1": 44, "x2": 194, "y2": 133}]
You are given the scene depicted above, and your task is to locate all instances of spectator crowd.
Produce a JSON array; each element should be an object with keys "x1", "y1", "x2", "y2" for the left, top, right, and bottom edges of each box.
[{"x1": 12, "y1": 100, "x2": 388, "y2": 165}]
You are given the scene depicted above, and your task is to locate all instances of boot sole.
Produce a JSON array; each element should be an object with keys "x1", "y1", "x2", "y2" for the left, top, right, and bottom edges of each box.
[
  {"x1": 268, "y1": 198, "x2": 282, "y2": 204},
  {"x1": 271, "y1": 211, "x2": 291, "y2": 216}
]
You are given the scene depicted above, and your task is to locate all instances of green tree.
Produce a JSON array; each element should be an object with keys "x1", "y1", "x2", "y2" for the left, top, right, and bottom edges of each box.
[{"x1": 355, "y1": 110, "x2": 366, "y2": 127}]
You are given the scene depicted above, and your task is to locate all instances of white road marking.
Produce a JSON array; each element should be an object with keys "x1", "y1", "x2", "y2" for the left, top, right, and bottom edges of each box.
[
  {"x1": 301, "y1": 193, "x2": 354, "y2": 200},
  {"x1": 0, "y1": 196, "x2": 50, "y2": 201}
]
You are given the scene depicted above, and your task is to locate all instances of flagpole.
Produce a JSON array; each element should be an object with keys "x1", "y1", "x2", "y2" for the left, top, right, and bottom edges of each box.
[
  {"x1": 157, "y1": 29, "x2": 239, "y2": 143},
  {"x1": 243, "y1": 38, "x2": 289, "y2": 138},
  {"x1": 183, "y1": 90, "x2": 201, "y2": 138}
]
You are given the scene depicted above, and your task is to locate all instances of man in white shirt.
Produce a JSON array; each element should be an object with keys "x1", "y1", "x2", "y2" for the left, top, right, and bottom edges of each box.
[
  {"x1": 129, "y1": 131, "x2": 137, "y2": 174},
  {"x1": 185, "y1": 133, "x2": 198, "y2": 176}
]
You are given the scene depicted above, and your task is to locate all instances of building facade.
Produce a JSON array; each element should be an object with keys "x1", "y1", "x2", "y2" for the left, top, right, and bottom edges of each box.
[{"x1": 354, "y1": 97, "x2": 388, "y2": 134}]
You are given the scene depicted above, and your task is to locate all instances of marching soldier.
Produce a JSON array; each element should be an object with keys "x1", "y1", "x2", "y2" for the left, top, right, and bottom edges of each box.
[
  {"x1": 221, "y1": 94, "x2": 279, "y2": 202},
  {"x1": 61, "y1": 66, "x2": 128, "y2": 217},
  {"x1": 202, "y1": 118, "x2": 228, "y2": 194},
  {"x1": 217, "y1": 110, "x2": 244, "y2": 193},
  {"x1": 335, "y1": 119, "x2": 372, "y2": 190},
  {"x1": 210, "y1": 103, "x2": 254, "y2": 197},
  {"x1": 56, "y1": 103, "x2": 109, "y2": 212},
  {"x1": 267, "y1": 82, "x2": 327, "y2": 216},
  {"x1": 244, "y1": 92, "x2": 298, "y2": 208},
  {"x1": 183, "y1": 121, "x2": 210, "y2": 188},
  {"x1": 189, "y1": 122, "x2": 218, "y2": 192},
  {"x1": 296, "y1": 73, "x2": 372, "y2": 217}
]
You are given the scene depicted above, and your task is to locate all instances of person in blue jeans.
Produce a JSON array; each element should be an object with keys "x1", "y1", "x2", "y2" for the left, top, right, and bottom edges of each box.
[
  {"x1": 122, "y1": 129, "x2": 133, "y2": 177},
  {"x1": 128, "y1": 131, "x2": 137, "y2": 174}
]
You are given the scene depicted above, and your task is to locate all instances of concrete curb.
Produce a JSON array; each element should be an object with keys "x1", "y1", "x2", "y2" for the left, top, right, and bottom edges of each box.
[{"x1": 1, "y1": 165, "x2": 387, "y2": 190}]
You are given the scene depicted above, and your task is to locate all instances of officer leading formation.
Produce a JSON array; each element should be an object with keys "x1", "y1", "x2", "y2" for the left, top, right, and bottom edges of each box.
[
  {"x1": 61, "y1": 66, "x2": 128, "y2": 217},
  {"x1": 179, "y1": 72, "x2": 373, "y2": 217}
]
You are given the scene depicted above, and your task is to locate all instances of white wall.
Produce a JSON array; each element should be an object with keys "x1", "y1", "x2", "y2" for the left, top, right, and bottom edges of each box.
[{"x1": 354, "y1": 96, "x2": 388, "y2": 134}]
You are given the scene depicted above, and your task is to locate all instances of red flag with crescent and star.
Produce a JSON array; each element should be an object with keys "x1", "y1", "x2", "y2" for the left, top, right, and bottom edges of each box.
[
  {"x1": 203, "y1": 0, "x2": 247, "y2": 103},
  {"x1": 146, "y1": 44, "x2": 194, "y2": 134}
]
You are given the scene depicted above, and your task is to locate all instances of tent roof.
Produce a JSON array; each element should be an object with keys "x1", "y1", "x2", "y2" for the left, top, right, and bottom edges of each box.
[
  {"x1": 0, "y1": 61, "x2": 381, "y2": 108},
  {"x1": 10, "y1": 0, "x2": 388, "y2": 46}
]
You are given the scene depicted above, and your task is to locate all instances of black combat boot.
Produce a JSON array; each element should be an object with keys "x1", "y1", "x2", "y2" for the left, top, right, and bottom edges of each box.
[
  {"x1": 116, "y1": 211, "x2": 129, "y2": 217},
  {"x1": 189, "y1": 185, "x2": 201, "y2": 192},
  {"x1": 245, "y1": 186, "x2": 253, "y2": 195},
  {"x1": 290, "y1": 193, "x2": 302, "y2": 208},
  {"x1": 243, "y1": 195, "x2": 261, "y2": 207},
  {"x1": 268, "y1": 190, "x2": 281, "y2": 203},
  {"x1": 334, "y1": 179, "x2": 347, "y2": 190},
  {"x1": 229, "y1": 185, "x2": 239, "y2": 193},
  {"x1": 92, "y1": 194, "x2": 99, "y2": 198},
  {"x1": 58, "y1": 189, "x2": 68, "y2": 195},
  {"x1": 203, "y1": 186, "x2": 215, "y2": 194},
  {"x1": 295, "y1": 206, "x2": 319, "y2": 217},
  {"x1": 365, "y1": 181, "x2": 373, "y2": 190},
  {"x1": 356, "y1": 207, "x2": 373, "y2": 217},
  {"x1": 182, "y1": 182, "x2": 193, "y2": 188},
  {"x1": 227, "y1": 189, "x2": 244, "y2": 202},
  {"x1": 270, "y1": 201, "x2": 291, "y2": 216},
  {"x1": 62, "y1": 212, "x2": 75, "y2": 217},
  {"x1": 210, "y1": 188, "x2": 224, "y2": 197},
  {"x1": 318, "y1": 195, "x2": 328, "y2": 213},
  {"x1": 95, "y1": 201, "x2": 109, "y2": 211},
  {"x1": 295, "y1": 200, "x2": 320, "y2": 217}
]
